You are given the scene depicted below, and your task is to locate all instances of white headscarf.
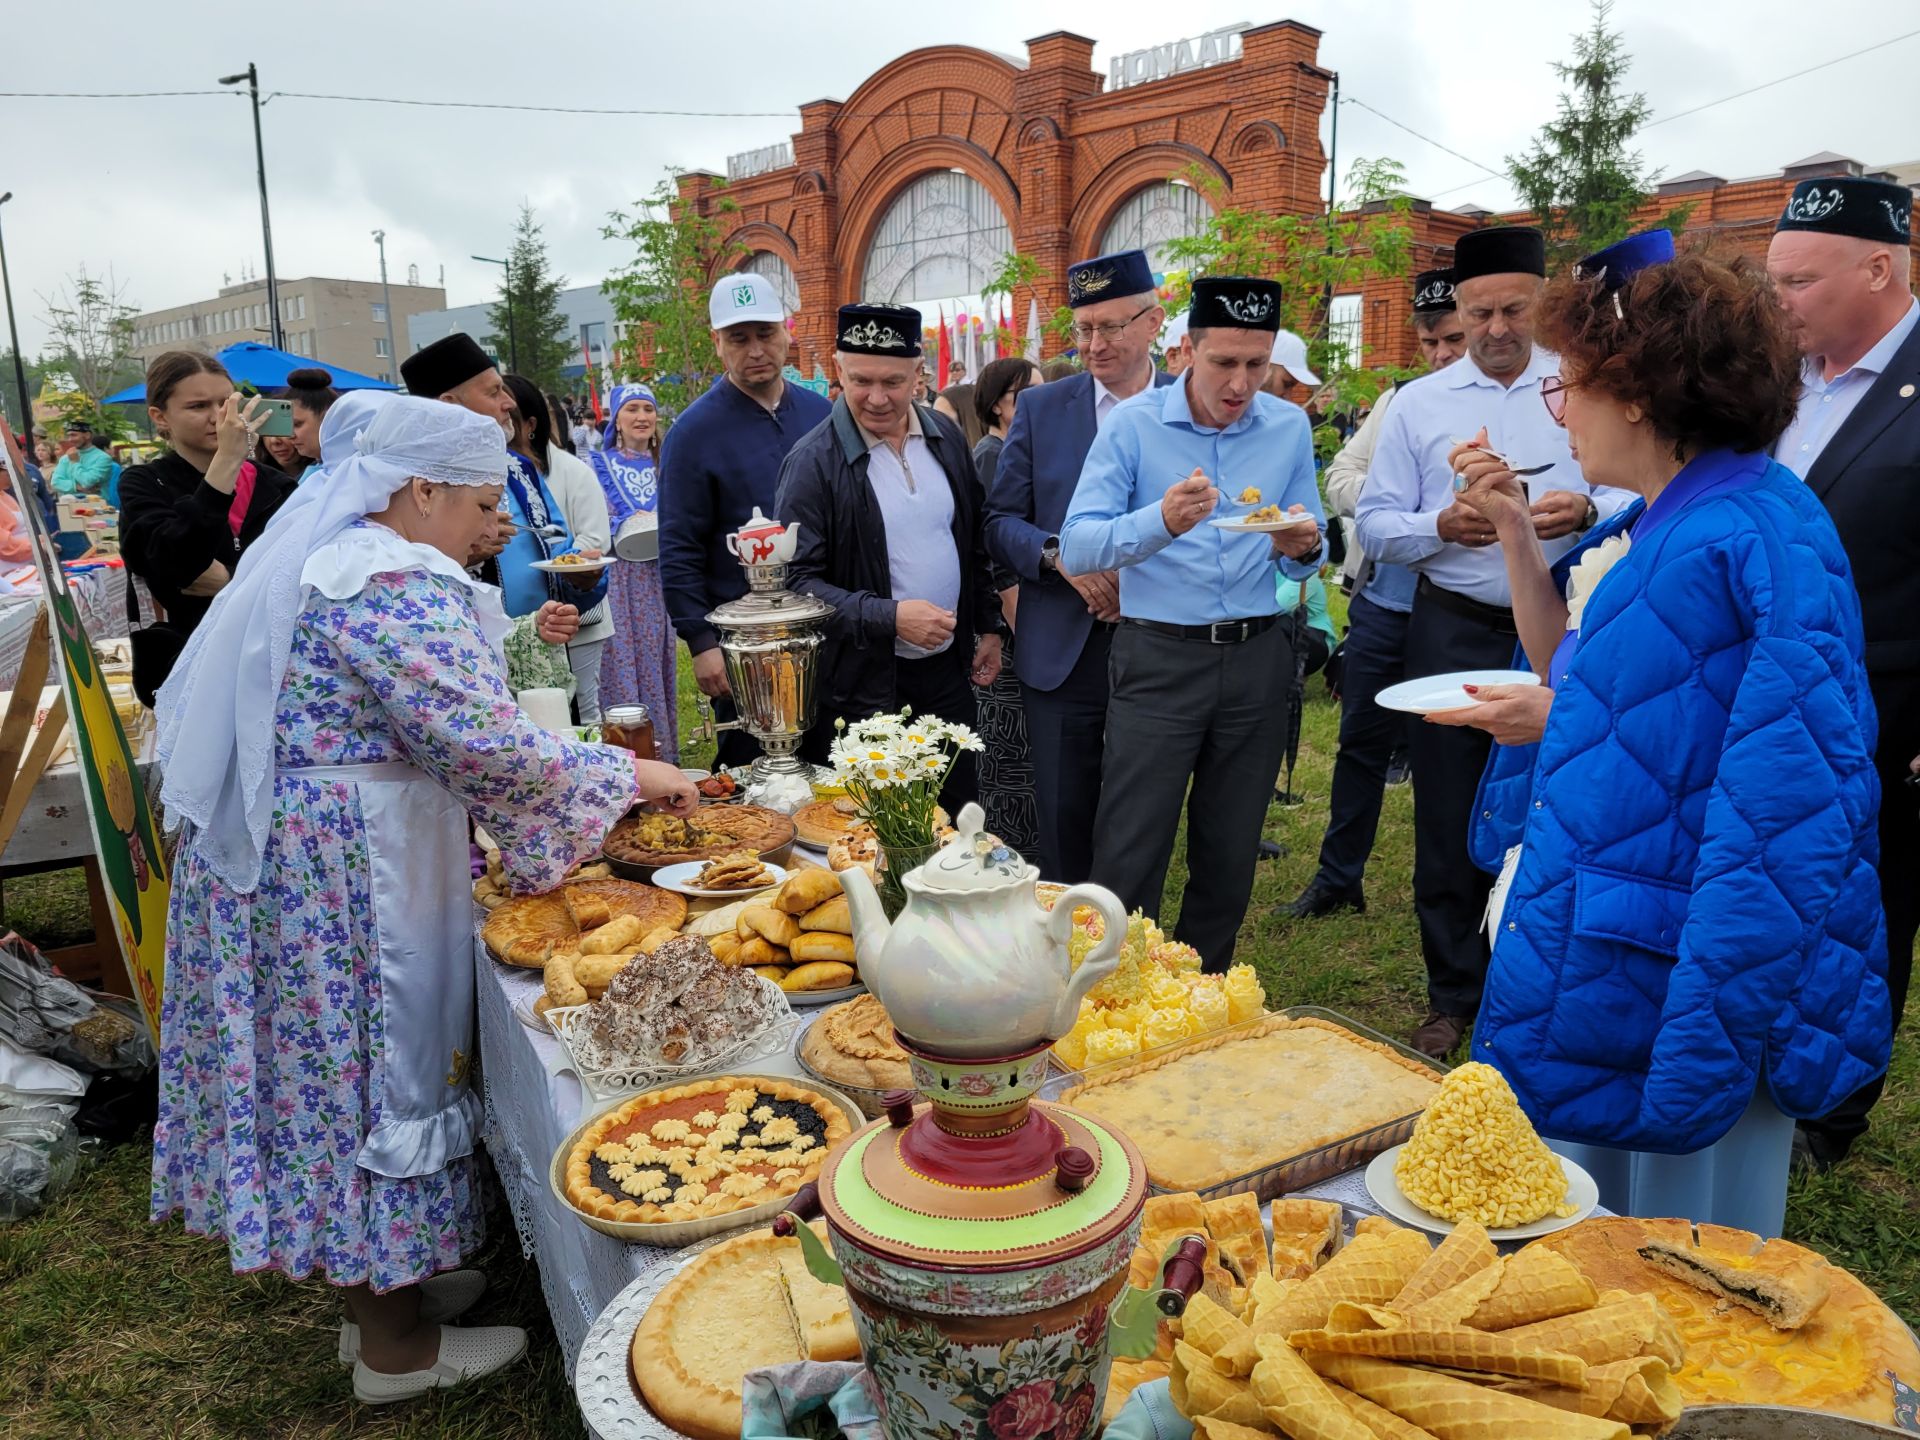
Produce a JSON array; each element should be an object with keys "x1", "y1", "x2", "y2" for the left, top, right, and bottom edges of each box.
[{"x1": 155, "y1": 392, "x2": 510, "y2": 892}]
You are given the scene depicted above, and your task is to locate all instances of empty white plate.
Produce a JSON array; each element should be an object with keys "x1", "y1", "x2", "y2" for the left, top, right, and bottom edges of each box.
[{"x1": 1376, "y1": 669, "x2": 1540, "y2": 715}]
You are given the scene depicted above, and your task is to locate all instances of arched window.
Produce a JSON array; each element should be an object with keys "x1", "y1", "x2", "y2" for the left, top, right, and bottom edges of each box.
[
  {"x1": 740, "y1": 251, "x2": 799, "y2": 312},
  {"x1": 1099, "y1": 181, "x2": 1213, "y2": 273},
  {"x1": 862, "y1": 170, "x2": 1012, "y2": 305}
]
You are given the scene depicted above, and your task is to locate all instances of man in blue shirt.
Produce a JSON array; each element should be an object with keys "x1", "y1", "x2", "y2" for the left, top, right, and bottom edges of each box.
[
  {"x1": 52, "y1": 421, "x2": 113, "y2": 495},
  {"x1": 1062, "y1": 276, "x2": 1326, "y2": 972},
  {"x1": 660, "y1": 273, "x2": 831, "y2": 766}
]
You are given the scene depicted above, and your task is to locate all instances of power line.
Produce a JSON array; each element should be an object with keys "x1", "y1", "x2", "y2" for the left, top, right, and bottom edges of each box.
[
  {"x1": 1642, "y1": 26, "x2": 1920, "y2": 128},
  {"x1": 1339, "y1": 97, "x2": 1505, "y2": 179}
]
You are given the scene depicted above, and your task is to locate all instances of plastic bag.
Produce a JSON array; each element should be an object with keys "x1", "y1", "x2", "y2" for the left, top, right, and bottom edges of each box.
[
  {"x1": 0, "y1": 1103, "x2": 80, "y2": 1223},
  {"x1": 0, "y1": 933, "x2": 153, "y2": 1077}
]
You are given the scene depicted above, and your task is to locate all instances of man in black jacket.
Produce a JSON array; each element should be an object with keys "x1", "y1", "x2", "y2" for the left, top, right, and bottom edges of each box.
[{"x1": 775, "y1": 303, "x2": 1004, "y2": 807}]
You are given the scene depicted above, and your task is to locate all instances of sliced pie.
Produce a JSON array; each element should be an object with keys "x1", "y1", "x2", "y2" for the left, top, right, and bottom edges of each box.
[
  {"x1": 605, "y1": 803, "x2": 795, "y2": 868},
  {"x1": 633, "y1": 1222, "x2": 859, "y2": 1440},
  {"x1": 563, "y1": 1075, "x2": 851, "y2": 1225},
  {"x1": 481, "y1": 878, "x2": 686, "y2": 968}
]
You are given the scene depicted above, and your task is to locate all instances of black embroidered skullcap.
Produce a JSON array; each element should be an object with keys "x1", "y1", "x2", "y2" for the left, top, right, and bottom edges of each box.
[
  {"x1": 1188, "y1": 276, "x2": 1282, "y2": 333},
  {"x1": 1453, "y1": 226, "x2": 1547, "y2": 283},
  {"x1": 835, "y1": 304, "x2": 923, "y2": 358},
  {"x1": 1775, "y1": 177, "x2": 1912, "y2": 246}
]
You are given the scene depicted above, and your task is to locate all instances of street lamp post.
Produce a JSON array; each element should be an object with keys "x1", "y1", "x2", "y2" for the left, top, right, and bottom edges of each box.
[
  {"x1": 472, "y1": 254, "x2": 517, "y2": 373},
  {"x1": 219, "y1": 63, "x2": 284, "y2": 349},
  {"x1": 372, "y1": 229, "x2": 398, "y2": 383},
  {"x1": 0, "y1": 193, "x2": 31, "y2": 452}
]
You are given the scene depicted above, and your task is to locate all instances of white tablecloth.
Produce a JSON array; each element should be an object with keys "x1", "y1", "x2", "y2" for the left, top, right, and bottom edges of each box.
[{"x1": 0, "y1": 566, "x2": 135, "y2": 690}]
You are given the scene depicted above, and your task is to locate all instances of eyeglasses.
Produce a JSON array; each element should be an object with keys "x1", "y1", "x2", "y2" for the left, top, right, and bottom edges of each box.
[
  {"x1": 1069, "y1": 303, "x2": 1157, "y2": 346},
  {"x1": 1540, "y1": 375, "x2": 1572, "y2": 425}
]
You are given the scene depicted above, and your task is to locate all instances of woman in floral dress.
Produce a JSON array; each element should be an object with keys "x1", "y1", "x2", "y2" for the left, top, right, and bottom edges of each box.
[
  {"x1": 150, "y1": 394, "x2": 696, "y2": 1404},
  {"x1": 589, "y1": 383, "x2": 678, "y2": 759}
]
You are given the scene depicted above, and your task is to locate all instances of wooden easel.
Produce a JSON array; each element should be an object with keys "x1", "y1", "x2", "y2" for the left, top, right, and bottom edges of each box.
[{"x1": 0, "y1": 607, "x2": 68, "y2": 852}]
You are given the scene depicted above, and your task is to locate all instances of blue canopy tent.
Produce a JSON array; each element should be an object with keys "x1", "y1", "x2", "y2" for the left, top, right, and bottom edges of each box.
[{"x1": 104, "y1": 342, "x2": 398, "y2": 404}]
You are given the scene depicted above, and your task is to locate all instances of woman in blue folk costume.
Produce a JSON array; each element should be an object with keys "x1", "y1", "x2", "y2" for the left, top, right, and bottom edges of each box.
[
  {"x1": 1431, "y1": 232, "x2": 1889, "y2": 1236},
  {"x1": 589, "y1": 383, "x2": 678, "y2": 759}
]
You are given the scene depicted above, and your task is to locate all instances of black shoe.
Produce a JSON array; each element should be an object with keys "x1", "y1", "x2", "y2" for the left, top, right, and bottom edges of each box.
[
  {"x1": 1272, "y1": 787, "x2": 1308, "y2": 809},
  {"x1": 1792, "y1": 1124, "x2": 1848, "y2": 1176},
  {"x1": 1386, "y1": 749, "x2": 1411, "y2": 786},
  {"x1": 1257, "y1": 838, "x2": 1288, "y2": 861},
  {"x1": 1281, "y1": 877, "x2": 1366, "y2": 918}
]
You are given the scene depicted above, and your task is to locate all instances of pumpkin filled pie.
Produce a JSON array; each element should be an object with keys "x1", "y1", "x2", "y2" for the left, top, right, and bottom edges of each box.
[
  {"x1": 1057, "y1": 1014, "x2": 1440, "y2": 1192},
  {"x1": 633, "y1": 1222, "x2": 860, "y2": 1440},
  {"x1": 563, "y1": 1075, "x2": 851, "y2": 1224}
]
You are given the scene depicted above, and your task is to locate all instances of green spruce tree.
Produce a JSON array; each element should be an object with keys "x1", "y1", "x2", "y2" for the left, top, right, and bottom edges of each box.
[
  {"x1": 1508, "y1": 0, "x2": 1691, "y2": 268},
  {"x1": 485, "y1": 202, "x2": 575, "y2": 391}
]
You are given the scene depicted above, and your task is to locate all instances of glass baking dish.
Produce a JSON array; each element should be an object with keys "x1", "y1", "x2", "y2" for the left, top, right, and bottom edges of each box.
[{"x1": 1042, "y1": 1005, "x2": 1450, "y2": 1203}]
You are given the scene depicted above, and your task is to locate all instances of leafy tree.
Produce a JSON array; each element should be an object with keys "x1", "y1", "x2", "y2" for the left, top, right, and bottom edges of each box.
[
  {"x1": 1161, "y1": 155, "x2": 1416, "y2": 459},
  {"x1": 0, "y1": 349, "x2": 54, "y2": 437},
  {"x1": 39, "y1": 266, "x2": 139, "y2": 415},
  {"x1": 979, "y1": 252, "x2": 1074, "y2": 359},
  {"x1": 485, "y1": 202, "x2": 575, "y2": 392},
  {"x1": 1508, "y1": 0, "x2": 1691, "y2": 267},
  {"x1": 602, "y1": 173, "x2": 744, "y2": 418}
]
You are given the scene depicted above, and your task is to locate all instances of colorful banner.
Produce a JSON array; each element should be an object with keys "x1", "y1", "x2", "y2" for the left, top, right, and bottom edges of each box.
[{"x1": 0, "y1": 432, "x2": 170, "y2": 1037}]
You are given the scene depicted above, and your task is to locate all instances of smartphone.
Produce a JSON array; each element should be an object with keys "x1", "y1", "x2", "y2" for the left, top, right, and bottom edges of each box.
[{"x1": 237, "y1": 383, "x2": 295, "y2": 437}]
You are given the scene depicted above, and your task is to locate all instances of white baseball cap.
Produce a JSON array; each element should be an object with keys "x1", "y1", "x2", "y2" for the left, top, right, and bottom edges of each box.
[
  {"x1": 1161, "y1": 311, "x2": 1190, "y2": 346},
  {"x1": 709, "y1": 272, "x2": 787, "y2": 329},
  {"x1": 1270, "y1": 329, "x2": 1321, "y2": 386}
]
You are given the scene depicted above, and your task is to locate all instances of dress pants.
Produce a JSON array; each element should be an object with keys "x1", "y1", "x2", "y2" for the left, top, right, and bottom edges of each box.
[
  {"x1": 1806, "y1": 669, "x2": 1920, "y2": 1151},
  {"x1": 1313, "y1": 594, "x2": 1412, "y2": 892},
  {"x1": 1405, "y1": 578, "x2": 1518, "y2": 1017},
  {"x1": 1092, "y1": 620, "x2": 1294, "y2": 973},
  {"x1": 1020, "y1": 624, "x2": 1114, "y2": 883}
]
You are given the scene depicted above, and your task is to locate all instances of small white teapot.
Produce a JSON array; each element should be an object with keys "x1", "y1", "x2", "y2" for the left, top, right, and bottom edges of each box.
[
  {"x1": 839, "y1": 804, "x2": 1128, "y2": 1057},
  {"x1": 724, "y1": 506, "x2": 800, "y2": 567}
]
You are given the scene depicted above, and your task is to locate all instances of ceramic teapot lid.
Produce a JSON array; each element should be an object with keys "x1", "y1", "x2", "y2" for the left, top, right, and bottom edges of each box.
[
  {"x1": 817, "y1": 1037, "x2": 1146, "y2": 1272},
  {"x1": 910, "y1": 803, "x2": 1035, "y2": 894}
]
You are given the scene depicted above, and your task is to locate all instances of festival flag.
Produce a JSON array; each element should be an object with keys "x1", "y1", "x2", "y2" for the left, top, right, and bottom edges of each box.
[
  {"x1": 936, "y1": 305, "x2": 951, "y2": 389},
  {"x1": 1025, "y1": 297, "x2": 1042, "y2": 362},
  {"x1": 581, "y1": 337, "x2": 604, "y2": 421}
]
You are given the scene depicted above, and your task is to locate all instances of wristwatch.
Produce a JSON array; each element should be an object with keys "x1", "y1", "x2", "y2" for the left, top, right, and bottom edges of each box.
[
  {"x1": 1578, "y1": 500, "x2": 1600, "y2": 533},
  {"x1": 1039, "y1": 537, "x2": 1061, "y2": 574}
]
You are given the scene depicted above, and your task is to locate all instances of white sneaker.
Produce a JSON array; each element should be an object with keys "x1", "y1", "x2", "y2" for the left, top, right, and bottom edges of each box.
[
  {"x1": 352, "y1": 1324, "x2": 528, "y2": 1405},
  {"x1": 337, "y1": 1269, "x2": 489, "y2": 1364}
]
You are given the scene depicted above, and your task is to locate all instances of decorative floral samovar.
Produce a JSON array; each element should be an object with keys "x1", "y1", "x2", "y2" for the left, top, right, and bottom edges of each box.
[
  {"x1": 704, "y1": 508, "x2": 833, "y2": 799},
  {"x1": 777, "y1": 810, "x2": 1206, "y2": 1440}
]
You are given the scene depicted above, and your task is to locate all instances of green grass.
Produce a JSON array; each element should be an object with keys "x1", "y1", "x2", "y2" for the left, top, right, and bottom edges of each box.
[{"x1": 1, "y1": 631, "x2": 1913, "y2": 1436}]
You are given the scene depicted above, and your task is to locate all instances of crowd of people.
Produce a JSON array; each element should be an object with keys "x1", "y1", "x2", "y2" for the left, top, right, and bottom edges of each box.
[{"x1": 67, "y1": 171, "x2": 1913, "y2": 1400}]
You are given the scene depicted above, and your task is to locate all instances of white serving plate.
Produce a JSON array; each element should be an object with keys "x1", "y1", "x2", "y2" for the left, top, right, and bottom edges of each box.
[
  {"x1": 649, "y1": 859, "x2": 789, "y2": 899},
  {"x1": 1363, "y1": 1142, "x2": 1599, "y2": 1241},
  {"x1": 781, "y1": 980, "x2": 867, "y2": 1009},
  {"x1": 1375, "y1": 669, "x2": 1541, "y2": 715},
  {"x1": 1210, "y1": 513, "x2": 1320, "y2": 534},
  {"x1": 545, "y1": 978, "x2": 797, "y2": 1102},
  {"x1": 531, "y1": 556, "x2": 616, "y2": 574}
]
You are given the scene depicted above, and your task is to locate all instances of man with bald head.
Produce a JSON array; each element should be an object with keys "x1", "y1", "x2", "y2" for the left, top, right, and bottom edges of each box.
[
  {"x1": 984, "y1": 249, "x2": 1173, "y2": 881},
  {"x1": 1768, "y1": 175, "x2": 1920, "y2": 1168},
  {"x1": 1356, "y1": 225, "x2": 1630, "y2": 1057}
]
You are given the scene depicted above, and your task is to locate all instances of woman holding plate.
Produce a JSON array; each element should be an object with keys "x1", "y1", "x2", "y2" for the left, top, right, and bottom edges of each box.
[
  {"x1": 590, "y1": 382, "x2": 678, "y2": 760},
  {"x1": 1434, "y1": 231, "x2": 1888, "y2": 1236},
  {"x1": 150, "y1": 393, "x2": 696, "y2": 1403}
]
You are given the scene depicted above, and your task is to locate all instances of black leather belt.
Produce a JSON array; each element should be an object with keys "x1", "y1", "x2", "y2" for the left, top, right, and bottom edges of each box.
[
  {"x1": 1415, "y1": 575, "x2": 1518, "y2": 635},
  {"x1": 1122, "y1": 614, "x2": 1279, "y2": 645}
]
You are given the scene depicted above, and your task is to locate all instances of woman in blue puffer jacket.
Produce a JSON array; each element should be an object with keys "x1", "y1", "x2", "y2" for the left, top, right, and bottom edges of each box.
[{"x1": 1430, "y1": 231, "x2": 1889, "y2": 1237}]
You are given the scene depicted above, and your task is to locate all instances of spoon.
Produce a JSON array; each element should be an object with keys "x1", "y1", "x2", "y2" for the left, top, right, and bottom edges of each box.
[{"x1": 1453, "y1": 447, "x2": 1554, "y2": 492}]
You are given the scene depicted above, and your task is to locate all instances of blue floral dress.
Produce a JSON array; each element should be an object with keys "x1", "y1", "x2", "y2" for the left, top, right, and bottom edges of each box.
[{"x1": 150, "y1": 566, "x2": 637, "y2": 1291}]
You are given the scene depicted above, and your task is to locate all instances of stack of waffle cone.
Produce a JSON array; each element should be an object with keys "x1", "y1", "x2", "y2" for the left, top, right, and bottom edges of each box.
[
  {"x1": 1502, "y1": 1292, "x2": 1685, "y2": 1368},
  {"x1": 1308, "y1": 1352, "x2": 1633, "y2": 1440},
  {"x1": 1184, "y1": 1292, "x2": 1260, "y2": 1377},
  {"x1": 1173, "y1": 1339, "x2": 1266, "y2": 1427},
  {"x1": 1505, "y1": 1355, "x2": 1685, "y2": 1426},
  {"x1": 1250, "y1": 1336, "x2": 1380, "y2": 1440},
  {"x1": 1254, "y1": 1229, "x2": 1432, "y2": 1338},
  {"x1": 1464, "y1": 1247, "x2": 1598, "y2": 1330},
  {"x1": 1287, "y1": 1311, "x2": 1588, "y2": 1388},
  {"x1": 1393, "y1": 1222, "x2": 1497, "y2": 1311}
]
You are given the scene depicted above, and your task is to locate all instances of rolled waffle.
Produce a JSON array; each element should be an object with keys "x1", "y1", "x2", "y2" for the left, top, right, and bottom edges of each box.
[
  {"x1": 1255, "y1": 1228, "x2": 1432, "y2": 1337},
  {"x1": 1250, "y1": 1336, "x2": 1378, "y2": 1440},
  {"x1": 1506, "y1": 1355, "x2": 1685, "y2": 1426},
  {"x1": 1503, "y1": 1293, "x2": 1685, "y2": 1369},
  {"x1": 1308, "y1": 1352, "x2": 1632, "y2": 1440},
  {"x1": 1465, "y1": 1247, "x2": 1597, "y2": 1330},
  {"x1": 1394, "y1": 1221, "x2": 1497, "y2": 1310},
  {"x1": 1286, "y1": 1314, "x2": 1588, "y2": 1388}
]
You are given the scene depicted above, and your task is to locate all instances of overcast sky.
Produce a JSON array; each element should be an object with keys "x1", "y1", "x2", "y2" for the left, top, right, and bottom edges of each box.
[{"x1": 2, "y1": 0, "x2": 1914, "y2": 355}]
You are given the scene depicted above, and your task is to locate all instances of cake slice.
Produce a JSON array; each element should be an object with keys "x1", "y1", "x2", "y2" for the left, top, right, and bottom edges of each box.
[{"x1": 1636, "y1": 1229, "x2": 1831, "y2": 1330}]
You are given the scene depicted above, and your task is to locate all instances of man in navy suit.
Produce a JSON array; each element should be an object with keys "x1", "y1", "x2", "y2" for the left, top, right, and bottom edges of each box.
[
  {"x1": 1768, "y1": 175, "x2": 1920, "y2": 1167},
  {"x1": 984, "y1": 250, "x2": 1170, "y2": 881}
]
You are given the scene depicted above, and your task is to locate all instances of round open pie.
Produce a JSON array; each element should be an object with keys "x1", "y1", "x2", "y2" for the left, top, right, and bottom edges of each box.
[
  {"x1": 481, "y1": 878, "x2": 686, "y2": 968},
  {"x1": 604, "y1": 804, "x2": 796, "y2": 868},
  {"x1": 793, "y1": 796, "x2": 862, "y2": 849},
  {"x1": 563, "y1": 1075, "x2": 851, "y2": 1225}
]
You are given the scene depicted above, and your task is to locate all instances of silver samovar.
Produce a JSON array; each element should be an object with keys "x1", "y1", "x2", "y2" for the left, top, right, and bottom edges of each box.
[{"x1": 703, "y1": 508, "x2": 834, "y2": 805}]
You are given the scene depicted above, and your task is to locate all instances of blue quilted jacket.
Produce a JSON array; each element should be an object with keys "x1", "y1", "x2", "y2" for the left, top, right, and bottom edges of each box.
[{"x1": 1470, "y1": 450, "x2": 1889, "y2": 1155}]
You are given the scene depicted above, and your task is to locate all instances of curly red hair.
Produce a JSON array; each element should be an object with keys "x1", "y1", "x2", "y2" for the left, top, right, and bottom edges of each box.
[{"x1": 1535, "y1": 246, "x2": 1802, "y2": 458}]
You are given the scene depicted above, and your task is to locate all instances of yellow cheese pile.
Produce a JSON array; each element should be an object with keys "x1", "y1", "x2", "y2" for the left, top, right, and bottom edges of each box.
[
  {"x1": 1395, "y1": 1061, "x2": 1576, "y2": 1228},
  {"x1": 1053, "y1": 906, "x2": 1264, "y2": 1069}
]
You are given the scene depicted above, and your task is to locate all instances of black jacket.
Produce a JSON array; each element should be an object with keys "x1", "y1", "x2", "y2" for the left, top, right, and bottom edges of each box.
[
  {"x1": 119, "y1": 451, "x2": 296, "y2": 635},
  {"x1": 774, "y1": 399, "x2": 1002, "y2": 730}
]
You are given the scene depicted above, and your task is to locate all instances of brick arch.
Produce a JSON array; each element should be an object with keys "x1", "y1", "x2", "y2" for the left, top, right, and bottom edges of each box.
[
  {"x1": 1228, "y1": 120, "x2": 1288, "y2": 159},
  {"x1": 1069, "y1": 146, "x2": 1230, "y2": 265},
  {"x1": 835, "y1": 140, "x2": 1022, "y2": 300},
  {"x1": 831, "y1": 45, "x2": 1020, "y2": 134},
  {"x1": 709, "y1": 221, "x2": 800, "y2": 283}
]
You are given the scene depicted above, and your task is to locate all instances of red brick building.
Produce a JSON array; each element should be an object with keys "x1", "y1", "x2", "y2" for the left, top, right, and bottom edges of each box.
[{"x1": 674, "y1": 26, "x2": 1917, "y2": 377}]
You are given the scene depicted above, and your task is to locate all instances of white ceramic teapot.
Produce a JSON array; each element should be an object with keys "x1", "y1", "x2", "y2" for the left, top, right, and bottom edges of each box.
[
  {"x1": 724, "y1": 506, "x2": 800, "y2": 567},
  {"x1": 839, "y1": 804, "x2": 1128, "y2": 1057}
]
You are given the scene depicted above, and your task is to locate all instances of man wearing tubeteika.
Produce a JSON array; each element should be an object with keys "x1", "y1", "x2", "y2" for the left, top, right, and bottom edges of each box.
[
  {"x1": 1767, "y1": 175, "x2": 1920, "y2": 1171},
  {"x1": 983, "y1": 248, "x2": 1172, "y2": 882},
  {"x1": 1061, "y1": 276, "x2": 1325, "y2": 974},
  {"x1": 1356, "y1": 225, "x2": 1632, "y2": 1059}
]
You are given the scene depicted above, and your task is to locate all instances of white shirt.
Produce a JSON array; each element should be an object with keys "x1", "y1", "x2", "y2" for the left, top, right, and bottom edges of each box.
[
  {"x1": 1356, "y1": 346, "x2": 1632, "y2": 607},
  {"x1": 860, "y1": 409, "x2": 959, "y2": 659},
  {"x1": 1775, "y1": 298, "x2": 1920, "y2": 477},
  {"x1": 1093, "y1": 363, "x2": 1157, "y2": 431}
]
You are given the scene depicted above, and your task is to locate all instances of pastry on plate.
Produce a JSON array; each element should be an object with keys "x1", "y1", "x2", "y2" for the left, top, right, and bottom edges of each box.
[
  {"x1": 694, "y1": 850, "x2": 773, "y2": 892},
  {"x1": 799, "y1": 995, "x2": 912, "y2": 1092},
  {"x1": 482, "y1": 878, "x2": 686, "y2": 968},
  {"x1": 563, "y1": 1073, "x2": 852, "y2": 1225},
  {"x1": 793, "y1": 795, "x2": 862, "y2": 849},
  {"x1": 567, "y1": 936, "x2": 779, "y2": 1072},
  {"x1": 632, "y1": 1221, "x2": 858, "y2": 1440},
  {"x1": 606, "y1": 804, "x2": 795, "y2": 868}
]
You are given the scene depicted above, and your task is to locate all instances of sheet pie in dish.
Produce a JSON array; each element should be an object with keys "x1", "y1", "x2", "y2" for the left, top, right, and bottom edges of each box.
[{"x1": 1058, "y1": 1014, "x2": 1440, "y2": 1192}]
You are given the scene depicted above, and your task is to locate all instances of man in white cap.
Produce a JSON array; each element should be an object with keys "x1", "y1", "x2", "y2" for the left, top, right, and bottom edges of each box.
[
  {"x1": 660, "y1": 272, "x2": 831, "y2": 764},
  {"x1": 1161, "y1": 311, "x2": 1192, "y2": 376},
  {"x1": 1264, "y1": 329, "x2": 1322, "y2": 396}
]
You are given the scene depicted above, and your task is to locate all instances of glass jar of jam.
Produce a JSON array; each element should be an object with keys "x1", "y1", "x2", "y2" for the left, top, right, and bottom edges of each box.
[{"x1": 601, "y1": 704, "x2": 656, "y2": 761}]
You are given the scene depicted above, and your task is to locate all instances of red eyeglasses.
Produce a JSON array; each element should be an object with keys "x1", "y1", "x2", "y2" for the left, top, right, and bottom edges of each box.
[{"x1": 1541, "y1": 375, "x2": 1571, "y2": 425}]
